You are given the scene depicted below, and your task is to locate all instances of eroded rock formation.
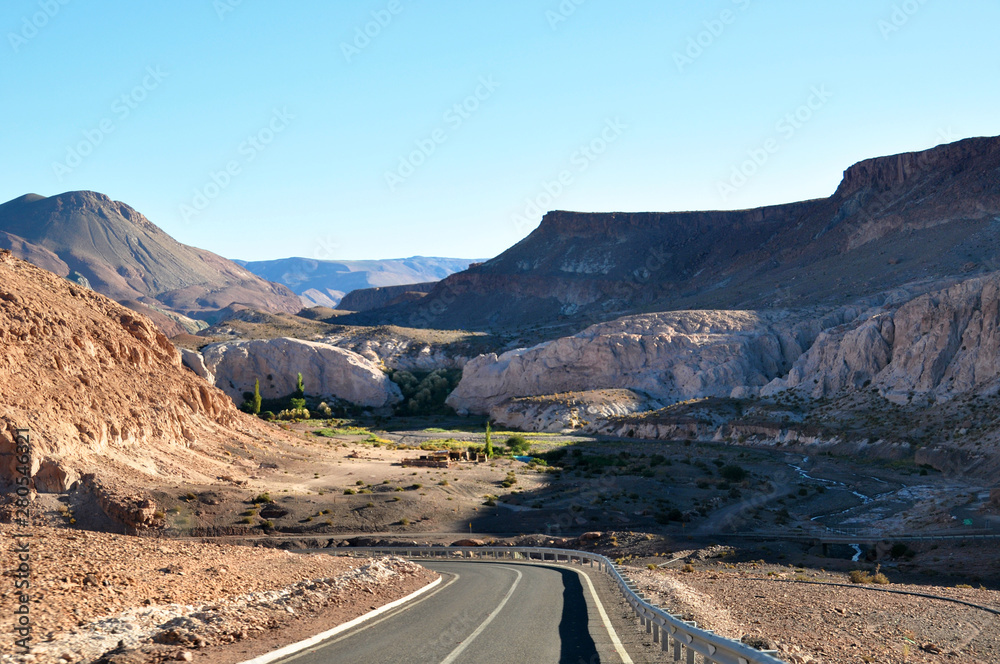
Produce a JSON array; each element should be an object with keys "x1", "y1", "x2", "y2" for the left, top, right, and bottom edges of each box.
[
  {"x1": 0, "y1": 250, "x2": 286, "y2": 498},
  {"x1": 201, "y1": 337, "x2": 403, "y2": 408}
]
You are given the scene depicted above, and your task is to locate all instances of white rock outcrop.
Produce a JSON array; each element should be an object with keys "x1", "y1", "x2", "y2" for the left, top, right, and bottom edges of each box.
[
  {"x1": 489, "y1": 389, "x2": 662, "y2": 433},
  {"x1": 202, "y1": 338, "x2": 402, "y2": 408},
  {"x1": 447, "y1": 309, "x2": 858, "y2": 414},
  {"x1": 180, "y1": 348, "x2": 215, "y2": 383},
  {"x1": 765, "y1": 273, "x2": 1000, "y2": 404}
]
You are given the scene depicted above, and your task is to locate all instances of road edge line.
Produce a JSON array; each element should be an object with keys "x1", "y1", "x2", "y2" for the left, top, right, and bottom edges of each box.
[
  {"x1": 574, "y1": 566, "x2": 635, "y2": 664},
  {"x1": 236, "y1": 575, "x2": 443, "y2": 664}
]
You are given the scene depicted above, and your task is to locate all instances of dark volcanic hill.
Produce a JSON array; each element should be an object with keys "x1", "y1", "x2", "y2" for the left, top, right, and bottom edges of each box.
[
  {"x1": 336, "y1": 281, "x2": 437, "y2": 312},
  {"x1": 0, "y1": 191, "x2": 302, "y2": 334},
  {"x1": 342, "y1": 136, "x2": 1000, "y2": 332}
]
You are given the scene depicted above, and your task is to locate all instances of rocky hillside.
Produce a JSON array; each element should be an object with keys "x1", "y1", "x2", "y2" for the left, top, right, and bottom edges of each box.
[
  {"x1": 0, "y1": 250, "x2": 289, "y2": 497},
  {"x1": 237, "y1": 256, "x2": 478, "y2": 308},
  {"x1": 348, "y1": 136, "x2": 1000, "y2": 332},
  {"x1": 0, "y1": 191, "x2": 302, "y2": 334},
  {"x1": 450, "y1": 270, "x2": 1000, "y2": 479}
]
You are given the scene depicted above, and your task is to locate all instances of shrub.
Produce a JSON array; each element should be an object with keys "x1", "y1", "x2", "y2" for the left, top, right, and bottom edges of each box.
[
  {"x1": 849, "y1": 568, "x2": 890, "y2": 585},
  {"x1": 260, "y1": 519, "x2": 274, "y2": 529},
  {"x1": 719, "y1": 465, "x2": 748, "y2": 482},
  {"x1": 505, "y1": 435, "x2": 531, "y2": 455},
  {"x1": 251, "y1": 493, "x2": 273, "y2": 504},
  {"x1": 400, "y1": 517, "x2": 410, "y2": 526},
  {"x1": 343, "y1": 489, "x2": 356, "y2": 495}
]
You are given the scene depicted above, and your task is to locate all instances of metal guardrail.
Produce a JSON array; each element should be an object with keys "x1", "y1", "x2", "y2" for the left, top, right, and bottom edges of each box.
[{"x1": 338, "y1": 546, "x2": 787, "y2": 664}]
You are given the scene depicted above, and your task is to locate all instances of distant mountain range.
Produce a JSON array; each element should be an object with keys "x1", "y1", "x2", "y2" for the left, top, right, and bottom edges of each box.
[
  {"x1": 0, "y1": 191, "x2": 302, "y2": 335},
  {"x1": 235, "y1": 256, "x2": 483, "y2": 307},
  {"x1": 341, "y1": 136, "x2": 1000, "y2": 332}
]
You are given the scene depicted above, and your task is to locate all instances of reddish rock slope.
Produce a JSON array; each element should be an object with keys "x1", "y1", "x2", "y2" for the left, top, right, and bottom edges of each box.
[{"x1": 0, "y1": 250, "x2": 287, "y2": 495}]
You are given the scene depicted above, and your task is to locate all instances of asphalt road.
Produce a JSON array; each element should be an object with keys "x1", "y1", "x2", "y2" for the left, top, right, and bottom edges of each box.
[{"x1": 272, "y1": 560, "x2": 637, "y2": 664}]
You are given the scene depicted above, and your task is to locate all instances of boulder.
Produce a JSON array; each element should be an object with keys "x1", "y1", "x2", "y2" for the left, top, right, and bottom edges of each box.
[
  {"x1": 488, "y1": 389, "x2": 661, "y2": 432},
  {"x1": 450, "y1": 539, "x2": 485, "y2": 547},
  {"x1": 202, "y1": 337, "x2": 402, "y2": 408}
]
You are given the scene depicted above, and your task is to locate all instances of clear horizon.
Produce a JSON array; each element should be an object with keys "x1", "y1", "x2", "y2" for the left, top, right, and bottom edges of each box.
[{"x1": 4, "y1": 1, "x2": 999, "y2": 261}]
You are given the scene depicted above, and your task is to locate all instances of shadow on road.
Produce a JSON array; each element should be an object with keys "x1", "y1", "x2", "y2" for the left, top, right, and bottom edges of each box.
[{"x1": 557, "y1": 568, "x2": 600, "y2": 663}]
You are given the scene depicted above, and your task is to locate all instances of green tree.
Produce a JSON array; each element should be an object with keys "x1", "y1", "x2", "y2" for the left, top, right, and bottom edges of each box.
[
  {"x1": 251, "y1": 379, "x2": 262, "y2": 416},
  {"x1": 484, "y1": 421, "x2": 494, "y2": 458},
  {"x1": 505, "y1": 435, "x2": 531, "y2": 455},
  {"x1": 295, "y1": 372, "x2": 305, "y2": 398}
]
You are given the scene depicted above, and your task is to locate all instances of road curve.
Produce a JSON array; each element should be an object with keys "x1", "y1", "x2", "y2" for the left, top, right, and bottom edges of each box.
[{"x1": 272, "y1": 560, "x2": 634, "y2": 664}]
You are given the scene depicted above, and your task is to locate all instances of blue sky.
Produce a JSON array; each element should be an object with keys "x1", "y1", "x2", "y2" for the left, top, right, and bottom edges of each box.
[{"x1": 3, "y1": 1, "x2": 999, "y2": 261}]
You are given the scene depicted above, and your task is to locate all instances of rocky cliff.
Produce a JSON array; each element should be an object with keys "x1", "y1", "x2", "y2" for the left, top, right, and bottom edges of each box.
[
  {"x1": 447, "y1": 308, "x2": 861, "y2": 414},
  {"x1": 0, "y1": 191, "x2": 302, "y2": 333},
  {"x1": 765, "y1": 273, "x2": 1000, "y2": 405},
  {"x1": 450, "y1": 270, "x2": 1000, "y2": 478},
  {"x1": 200, "y1": 338, "x2": 403, "y2": 408},
  {"x1": 0, "y1": 250, "x2": 288, "y2": 496},
  {"x1": 345, "y1": 136, "x2": 1000, "y2": 332}
]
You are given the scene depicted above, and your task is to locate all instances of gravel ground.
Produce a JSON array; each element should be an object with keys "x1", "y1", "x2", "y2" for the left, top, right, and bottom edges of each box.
[
  {"x1": 0, "y1": 527, "x2": 436, "y2": 664},
  {"x1": 626, "y1": 561, "x2": 1000, "y2": 663}
]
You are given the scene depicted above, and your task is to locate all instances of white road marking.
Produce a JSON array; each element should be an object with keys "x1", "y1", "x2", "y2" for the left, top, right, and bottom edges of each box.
[
  {"x1": 574, "y1": 566, "x2": 634, "y2": 664},
  {"x1": 275, "y1": 573, "x2": 460, "y2": 663},
  {"x1": 438, "y1": 567, "x2": 524, "y2": 664}
]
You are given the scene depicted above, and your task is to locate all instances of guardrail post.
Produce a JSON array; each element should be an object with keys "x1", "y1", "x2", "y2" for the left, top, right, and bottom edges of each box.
[
  {"x1": 673, "y1": 639, "x2": 682, "y2": 661},
  {"x1": 685, "y1": 644, "x2": 695, "y2": 664}
]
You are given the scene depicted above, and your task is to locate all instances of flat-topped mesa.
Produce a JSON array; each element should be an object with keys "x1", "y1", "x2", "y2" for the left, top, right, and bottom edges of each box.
[
  {"x1": 341, "y1": 134, "x2": 1000, "y2": 333},
  {"x1": 833, "y1": 135, "x2": 1000, "y2": 199},
  {"x1": 532, "y1": 203, "x2": 818, "y2": 240}
]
